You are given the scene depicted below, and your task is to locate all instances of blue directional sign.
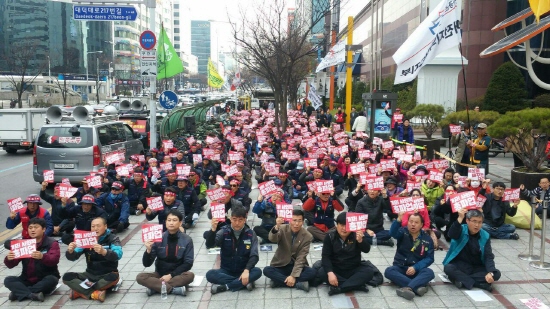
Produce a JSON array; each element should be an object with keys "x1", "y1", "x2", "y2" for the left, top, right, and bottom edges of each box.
[
  {"x1": 159, "y1": 90, "x2": 178, "y2": 110},
  {"x1": 73, "y1": 6, "x2": 138, "y2": 21}
]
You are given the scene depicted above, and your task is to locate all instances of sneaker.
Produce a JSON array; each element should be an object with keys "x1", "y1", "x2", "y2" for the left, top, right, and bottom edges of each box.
[
  {"x1": 295, "y1": 281, "x2": 309, "y2": 292},
  {"x1": 356, "y1": 284, "x2": 369, "y2": 293},
  {"x1": 69, "y1": 289, "x2": 87, "y2": 300},
  {"x1": 90, "y1": 290, "x2": 106, "y2": 302},
  {"x1": 171, "y1": 286, "x2": 187, "y2": 296},
  {"x1": 328, "y1": 286, "x2": 341, "y2": 296},
  {"x1": 8, "y1": 292, "x2": 16, "y2": 301},
  {"x1": 246, "y1": 282, "x2": 255, "y2": 291},
  {"x1": 146, "y1": 288, "x2": 157, "y2": 296},
  {"x1": 211, "y1": 284, "x2": 227, "y2": 294},
  {"x1": 380, "y1": 239, "x2": 395, "y2": 247},
  {"x1": 396, "y1": 287, "x2": 415, "y2": 300},
  {"x1": 510, "y1": 233, "x2": 520, "y2": 240},
  {"x1": 30, "y1": 292, "x2": 44, "y2": 302},
  {"x1": 259, "y1": 237, "x2": 267, "y2": 245},
  {"x1": 269, "y1": 280, "x2": 284, "y2": 288},
  {"x1": 474, "y1": 282, "x2": 493, "y2": 292},
  {"x1": 416, "y1": 286, "x2": 428, "y2": 296},
  {"x1": 135, "y1": 209, "x2": 141, "y2": 216}
]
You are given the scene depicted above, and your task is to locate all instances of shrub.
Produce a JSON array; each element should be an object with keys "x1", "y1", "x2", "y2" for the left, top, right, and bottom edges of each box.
[
  {"x1": 439, "y1": 110, "x2": 500, "y2": 127},
  {"x1": 483, "y1": 62, "x2": 528, "y2": 113},
  {"x1": 407, "y1": 104, "x2": 445, "y2": 139},
  {"x1": 533, "y1": 93, "x2": 550, "y2": 108}
]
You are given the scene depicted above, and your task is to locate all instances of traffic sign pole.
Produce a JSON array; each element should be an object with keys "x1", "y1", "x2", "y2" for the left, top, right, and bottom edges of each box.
[{"x1": 148, "y1": 2, "x2": 157, "y2": 149}]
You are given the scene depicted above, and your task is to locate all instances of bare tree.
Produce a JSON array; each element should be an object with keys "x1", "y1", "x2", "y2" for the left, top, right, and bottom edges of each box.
[
  {"x1": 1, "y1": 40, "x2": 47, "y2": 108},
  {"x1": 50, "y1": 47, "x2": 83, "y2": 106},
  {"x1": 231, "y1": 0, "x2": 338, "y2": 134}
]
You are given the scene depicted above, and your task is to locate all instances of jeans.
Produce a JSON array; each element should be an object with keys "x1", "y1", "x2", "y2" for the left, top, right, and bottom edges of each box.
[
  {"x1": 481, "y1": 223, "x2": 516, "y2": 239},
  {"x1": 263, "y1": 264, "x2": 317, "y2": 286},
  {"x1": 206, "y1": 267, "x2": 262, "y2": 291},
  {"x1": 293, "y1": 188, "x2": 306, "y2": 198},
  {"x1": 384, "y1": 265, "x2": 434, "y2": 293}
]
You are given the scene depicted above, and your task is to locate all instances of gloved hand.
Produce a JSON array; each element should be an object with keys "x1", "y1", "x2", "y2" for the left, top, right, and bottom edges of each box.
[{"x1": 192, "y1": 213, "x2": 199, "y2": 221}]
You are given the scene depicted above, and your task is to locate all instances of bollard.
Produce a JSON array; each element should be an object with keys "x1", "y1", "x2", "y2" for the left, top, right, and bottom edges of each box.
[
  {"x1": 519, "y1": 196, "x2": 541, "y2": 261},
  {"x1": 530, "y1": 200, "x2": 550, "y2": 269}
]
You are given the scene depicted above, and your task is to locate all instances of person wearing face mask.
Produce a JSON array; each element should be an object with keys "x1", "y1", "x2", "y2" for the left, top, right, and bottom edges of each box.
[
  {"x1": 356, "y1": 188, "x2": 394, "y2": 247},
  {"x1": 205, "y1": 206, "x2": 262, "y2": 294},
  {"x1": 467, "y1": 178, "x2": 491, "y2": 196},
  {"x1": 63, "y1": 217, "x2": 123, "y2": 302},
  {"x1": 478, "y1": 182, "x2": 519, "y2": 239},
  {"x1": 443, "y1": 209, "x2": 501, "y2": 292},
  {"x1": 95, "y1": 181, "x2": 130, "y2": 233},
  {"x1": 385, "y1": 212, "x2": 434, "y2": 300},
  {"x1": 59, "y1": 194, "x2": 107, "y2": 245}
]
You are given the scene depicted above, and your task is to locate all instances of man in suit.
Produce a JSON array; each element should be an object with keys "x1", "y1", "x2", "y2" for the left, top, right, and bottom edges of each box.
[{"x1": 263, "y1": 210, "x2": 316, "y2": 292}]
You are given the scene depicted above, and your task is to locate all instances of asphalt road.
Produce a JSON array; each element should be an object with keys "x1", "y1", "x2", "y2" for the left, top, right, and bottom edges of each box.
[{"x1": 0, "y1": 148, "x2": 36, "y2": 234}]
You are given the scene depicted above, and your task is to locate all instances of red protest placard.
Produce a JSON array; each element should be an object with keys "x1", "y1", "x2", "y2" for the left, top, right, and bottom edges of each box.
[
  {"x1": 8, "y1": 197, "x2": 24, "y2": 213},
  {"x1": 138, "y1": 154, "x2": 146, "y2": 162},
  {"x1": 259, "y1": 180, "x2": 278, "y2": 197},
  {"x1": 276, "y1": 203, "x2": 294, "y2": 221},
  {"x1": 450, "y1": 191, "x2": 477, "y2": 212},
  {"x1": 43, "y1": 170, "x2": 54, "y2": 183},
  {"x1": 433, "y1": 159, "x2": 449, "y2": 170},
  {"x1": 428, "y1": 169, "x2": 444, "y2": 183},
  {"x1": 74, "y1": 230, "x2": 97, "y2": 249},
  {"x1": 358, "y1": 149, "x2": 371, "y2": 160},
  {"x1": 115, "y1": 165, "x2": 130, "y2": 177},
  {"x1": 162, "y1": 140, "x2": 173, "y2": 150},
  {"x1": 216, "y1": 175, "x2": 225, "y2": 186},
  {"x1": 210, "y1": 202, "x2": 226, "y2": 222},
  {"x1": 146, "y1": 196, "x2": 164, "y2": 212},
  {"x1": 193, "y1": 154, "x2": 202, "y2": 164},
  {"x1": 159, "y1": 162, "x2": 172, "y2": 171},
  {"x1": 228, "y1": 151, "x2": 243, "y2": 161},
  {"x1": 350, "y1": 163, "x2": 366, "y2": 175},
  {"x1": 315, "y1": 180, "x2": 334, "y2": 193},
  {"x1": 105, "y1": 151, "x2": 123, "y2": 165},
  {"x1": 365, "y1": 177, "x2": 384, "y2": 190},
  {"x1": 468, "y1": 168, "x2": 485, "y2": 181},
  {"x1": 10, "y1": 239, "x2": 36, "y2": 259},
  {"x1": 187, "y1": 136, "x2": 195, "y2": 145},
  {"x1": 85, "y1": 175, "x2": 102, "y2": 188},
  {"x1": 339, "y1": 145, "x2": 349, "y2": 155},
  {"x1": 58, "y1": 184, "x2": 78, "y2": 198},
  {"x1": 406, "y1": 180, "x2": 422, "y2": 192},
  {"x1": 393, "y1": 113, "x2": 403, "y2": 123},
  {"x1": 202, "y1": 148, "x2": 215, "y2": 158},
  {"x1": 176, "y1": 164, "x2": 190, "y2": 176},
  {"x1": 382, "y1": 140, "x2": 394, "y2": 150},
  {"x1": 476, "y1": 195, "x2": 487, "y2": 208},
  {"x1": 406, "y1": 144, "x2": 416, "y2": 154},
  {"x1": 457, "y1": 176, "x2": 468, "y2": 187},
  {"x1": 346, "y1": 213, "x2": 368, "y2": 232},
  {"x1": 390, "y1": 196, "x2": 425, "y2": 214},
  {"x1": 206, "y1": 188, "x2": 226, "y2": 201},
  {"x1": 380, "y1": 159, "x2": 396, "y2": 171},
  {"x1": 226, "y1": 165, "x2": 239, "y2": 177},
  {"x1": 449, "y1": 124, "x2": 462, "y2": 134},
  {"x1": 503, "y1": 188, "x2": 520, "y2": 201},
  {"x1": 303, "y1": 158, "x2": 317, "y2": 169},
  {"x1": 141, "y1": 224, "x2": 163, "y2": 242},
  {"x1": 62, "y1": 178, "x2": 71, "y2": 184}
]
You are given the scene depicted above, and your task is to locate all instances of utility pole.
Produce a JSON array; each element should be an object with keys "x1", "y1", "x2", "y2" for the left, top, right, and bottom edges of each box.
[{"x1": 345, "y1": 17, "x2": 354, "y2": 132}]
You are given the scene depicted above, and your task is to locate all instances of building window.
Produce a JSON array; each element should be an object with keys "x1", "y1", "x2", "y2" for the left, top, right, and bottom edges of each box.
[
  {"x1": 174, "y1": 20, "x2": 179, "y2": 25},
  {"x1": 174, "y1": 3, "x2": 179, "y2": 9},
  {"x1": 174, "y1": 28, "x2": 180, "y2": 33}
]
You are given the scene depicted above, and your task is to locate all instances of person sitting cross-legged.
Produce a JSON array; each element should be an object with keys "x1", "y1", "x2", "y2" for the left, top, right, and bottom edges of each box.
[
  {"x1": 136, "y1": 210, "x2": 195, "y2": 297},
  {"x1": 384, "y1": 212, "x2": 435, "y2": 300}
]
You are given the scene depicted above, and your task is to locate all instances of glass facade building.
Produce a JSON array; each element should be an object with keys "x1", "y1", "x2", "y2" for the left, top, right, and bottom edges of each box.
[{"x1": 191, "y1": 20, "x2": 211, "y2": 75}]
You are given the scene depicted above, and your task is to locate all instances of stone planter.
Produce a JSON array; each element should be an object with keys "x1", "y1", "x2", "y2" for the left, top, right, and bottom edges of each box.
[{"x1": 415, "y1": 138, "x2": 447, "y2": 161}]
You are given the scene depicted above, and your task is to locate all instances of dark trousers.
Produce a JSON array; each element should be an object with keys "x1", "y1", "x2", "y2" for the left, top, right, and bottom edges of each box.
[
  {"x1": 107, "y1": 220, "x2": 129, "y2": 232},
  {"x1": 317, "y1": 265, "x2": 373, "y2": 291},
  {"x1": 384, "y1": 265, "x2": 434, "y2": 293},
  {"x1": 444, "y1": 261, "x2": 499, "y2": 289},
  {"x1": 205, "y1": 267, "x2": 262, "y2": 291},
  {"x1": 4, "y1": 275, "x2": 59, "y2": 301},
  {"x1": 263, "y1": 264, "x2": 317, "y2": 285},
  {"x1": 345, "y1": 197, "x2": 358, "y2": 212},
  {"x1": 363, "y1": 229, "x2": 391, "y2": 243},
  {"x1": 63, "y1": 271, "x2": 119, "y2": 298},
  {"x1": 253, "y1": 225, "x2": 274, "y2": 242},
  {"x1": 136, "y1": 271, "x2": 194, "y2": 293}
]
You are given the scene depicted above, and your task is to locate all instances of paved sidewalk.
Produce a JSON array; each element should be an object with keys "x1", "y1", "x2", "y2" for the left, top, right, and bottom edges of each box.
[{"x1": 0, "y1": 150, "x2": 549, "y2": 309}]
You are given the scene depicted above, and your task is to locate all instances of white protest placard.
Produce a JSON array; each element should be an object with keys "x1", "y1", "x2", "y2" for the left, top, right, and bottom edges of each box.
[
  {"x1": 406, "y1": 144, "x2": 416, "y2": 154},
  {"x1": 146, "y1": 196, "x2": 164, "y2": 212},
  {"x1": 346, "y1": 213, "x2": 368, "y2": 232},
  {"x1": 58, "y1": 184, "x2": 78, "y2": 198},
  {"x1": 8, "y1": 197, "x2": 24, "y2": 213},
  {"x1": 259, "y1": 180, "x2": 278, "y2": 197},
  {"x1": 390, "y1": 196, "x2": 425, "y2": 214},
  {"x1": 10, "y1": 239, "x2": 36, "y2": 259},
  {"x1": 468, "y1": 168, "x2": 485, "y2": 181},
  {"x1": 365, "y1": 177, "x2": 384, "y2": 190},
  {"x1": 85, "y1": 175, "x2": 103, "y2": 188},
  {"x1": 141, "y1": 224, "x2": 163, "y2": 242},
  {"x1": 450, "y1": 191, "x2": 478, "y2": 212},
  {"x1": 162, "y1": 140, "x2": 174, "y2": 150},
  {"x1": 350, "y1": 163, "x2": 366, "y2": 175},
  {"x1": 74, "y1": 230, "x2": 98, "y2": 249},
  {"x1": 380, "y1": 159, "x2": 397, "y2": 171},
  {"x1": 503, "y1": 188, "x2": 520, "y2": 201},
  {"x1": 276, "y1": 203, "x2": 294, "y2": 221},
  {"x1": 216, "y1": 175, "x2": 225, "y2": 186},
  {"x1": 159, "y1": 162, "x2": 172, "y2": 171},
  {"x1": 176, "y1": 164, "x2": 191, "y2": 176},
  {"x1": 105, "y1": 151, "x2": 123, "y2": 165},
  {"x1": 62, "y1": 178, "x2": 71, "y2": 185},
  {"x1": 476, "y1": 195, "x2": 487, "y2": 208},
  {"x1": 521, "y1": 298, "x2": 550, "y2": 309},
  {"x1": 115, "y1": 165, "x2": 130, "y2": 177},
  {"x1": 43, "y1": 170, "x2": 54, "y2": 183},
  {"x1": 192, "y1": 154, "x2": 203, "y2": 164},
  {"x1": 210, "y1": 202, "x2": 226, "y2": 222},
  {"x1": 457, "y1": 176, "x2": 468, "y2": 187}
]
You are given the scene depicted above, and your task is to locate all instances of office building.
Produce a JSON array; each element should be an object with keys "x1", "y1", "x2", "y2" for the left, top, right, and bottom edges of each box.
[{"x1": 191, "y1": 20, "x2": 211, "y2": 75}]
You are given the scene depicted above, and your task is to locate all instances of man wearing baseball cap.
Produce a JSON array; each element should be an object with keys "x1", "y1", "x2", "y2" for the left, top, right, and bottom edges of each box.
[
  {"x1": 385, "y1": 105, "x2": 403, "y2": 140},
  {"x1": 326, "y1": 161, "x2": 345, "y2": 196},
  {"x1": 40, "y1": 181, "x2": 76, "y2": 239},
  {"x1": 5, "y1": 194, "x2": 53, "y2": 249},
  {"x1": 175, "y1": 176, "x2": 201, "y2": 229},
  {"x1": 60, "y1": 194, "x2": 107, "y2": 245},
  {"x1": 146, "y1": 187, "x2": 186, "y2": 232},
  {"x1": 96, "y1": 181, "x2": 130, "y2": 233},
  {"x1": 468, "y1": 123, "x2": 491, "y2": 175}
]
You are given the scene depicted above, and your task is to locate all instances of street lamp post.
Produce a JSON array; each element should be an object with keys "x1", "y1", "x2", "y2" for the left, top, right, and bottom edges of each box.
[
  {"x1": 96, "y1": 56, "x2": 100, "y2": 104},
  {"x1": 85, "y1": 50, "x2": 103, "y2": 103}
]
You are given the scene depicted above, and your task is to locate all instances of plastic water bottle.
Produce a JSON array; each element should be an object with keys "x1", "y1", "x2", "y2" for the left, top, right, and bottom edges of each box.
[
  {"x1": 161, "y1": 281, "x2": 168, "y2": 299},
  {"x1": 372, "y1": 234, "x2": 377, "y2": 249}
]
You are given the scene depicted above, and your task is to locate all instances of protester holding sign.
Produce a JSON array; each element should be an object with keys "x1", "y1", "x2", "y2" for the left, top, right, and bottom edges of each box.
[
  {"x1": 451, "y1": 124, "x2": 473, "y2": 176},
  {"x1": 302, "y1": 190, "x2": 344, "y2": 242},
  {"x1": 63, "y1": 217, "x2": 123, "y2": 302},
  {"x1": 431, "y1": 185, "x2": 460, "y2": 242},
  {"x1": 4, "y1": 218, "x2": 60, "y2": 302},
  {"x1": 421, "y1": 179, "x2": 444, "y2": 211},
  {"x1": 355, "y1": 188, "x2": 394, "y2": 247},
  {"x1": 263, "y1": 210, "x2": 316, "y2": 291},
  {"x1": 5, "y1": 194, "x2": 53, "y2": 250},
  {"x1": 478, "y1": 182, "x2": 519, "y2": 240},
  {"x1": 174, "y1": 176, "x2": 201, "y2": 229},
  {"x1": 146, "y1": 188, "x2": 186, "y2": 232},
  {"x1": 59, "y1": 194, "x2": 107, "y2": 245},
  {"x1": 39, "y1": 181, "x2": 75, "y2": 238},
  {"x1": 122, "y1": 168, "x2": 152, "y2": 216},
  {"x1": 520, "y1": 177, "x2": 550, "y2": 219},
  {"x1": 443, "y1": 209, "x2": 501, "y2": 292},
  {"x1": 325, "y1": 161, "x2": 345, "y2": 196},
  {"x1": 252, "y1": 192, "x2": 282, "y2": 244},
  {"x1": 95, "y1": 181, "x2": 130, "y2": 233},
  {"x1": 136, "y1": 210, "x2": 195, "y2": 297},
  {"x1": 74, "y1": 178, "x2": 100, "y2": 204},
  {"x1": 204, "y1": 186, "x2": 245, "y2": 237},
  {"x1": 385, "y1": 212, "x2": 434, "y2": 300},
  {"x1": 317, "y1": 212, "x2": 373, "y2": 296}
]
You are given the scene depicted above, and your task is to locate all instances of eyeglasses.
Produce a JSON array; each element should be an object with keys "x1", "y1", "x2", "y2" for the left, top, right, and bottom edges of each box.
[{"x1": 230, "y1": 185, "x2": 238, "y2": 187}]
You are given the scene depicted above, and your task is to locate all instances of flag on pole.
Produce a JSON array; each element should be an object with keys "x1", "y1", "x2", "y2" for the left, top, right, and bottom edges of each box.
[
  {"x1": 307, "y1": 83, "x2": 323, "y2": 110},
  {"x1": 157, "y1": 24, "x2": 184, "y2": 80},
  {"x1": 315, "y1": 40, "x2": 346, "y2": 73},
  {"x1": 208, "y1": 58, "x2": 224, "y2": 88},
  {"x1": 529, "y1": 0, "x2": 550, "y2": 23},
  {"x1": 392, "y1": 0, "x2": 461, "y2": 84},
  {"x1": 230, "y1": 72, "x2": 241, "y2": 91}
]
